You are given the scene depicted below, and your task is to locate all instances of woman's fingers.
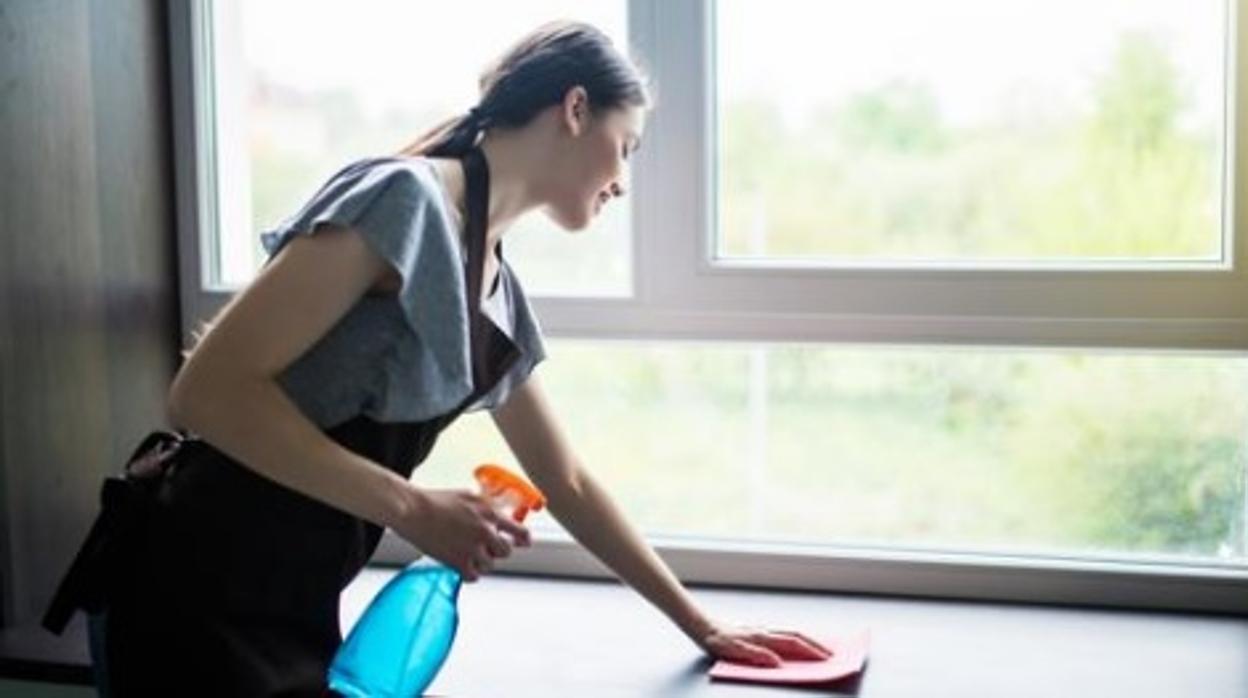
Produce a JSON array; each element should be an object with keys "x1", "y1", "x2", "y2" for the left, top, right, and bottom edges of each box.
[
  {"x1": 705, "y1": 623, "x2": 834, "y2": 667},
  {"x1": 487, "y1": 510, "x2": 532, "y2": 547},
  {"x1": 485, "y1": 531, "x2": 512, "y2": 558},
  {"x1": 732, "y1": 640, "x2": 782, "y2": 667},
  {"x1": 723, "y1": 629, "x2": 832, "y2": 665},
  {"x1": 706, "y1": 630, "x2": 783, "y2": 668},
  {"x1": 461, "y1": 550, "x2": 489, "y2": 582},
  {"x1": 474, "y1": 548, "x2": 495, "y2": 573},
  {"x1": 761, "y1": 630, "x2": 833, "y2": 659}
]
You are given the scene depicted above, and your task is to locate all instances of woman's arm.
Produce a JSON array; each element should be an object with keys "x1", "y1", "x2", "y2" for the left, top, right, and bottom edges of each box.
[
  {"x1": 489, "y1": 372, "x2": 714, "y2": 641},
  {"x1": 491, "y1": 373, "x2": 831, "y2": 665},
  {"x1": 168, "y1": 224, "x2": 421, "y2": 530},
  {"x1": 171, "y1": 223, "x2": 528, "y2": 580}
]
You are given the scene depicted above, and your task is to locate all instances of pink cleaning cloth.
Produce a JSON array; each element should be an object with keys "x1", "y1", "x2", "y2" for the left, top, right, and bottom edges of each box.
[{"x1": 708, "y1": 629, "x2": 870, "y2": 685}]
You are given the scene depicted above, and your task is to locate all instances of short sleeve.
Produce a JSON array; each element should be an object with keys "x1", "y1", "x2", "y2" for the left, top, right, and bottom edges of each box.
[{"x1": 259, "y1": 158, "x2": 475, "y2": 403}]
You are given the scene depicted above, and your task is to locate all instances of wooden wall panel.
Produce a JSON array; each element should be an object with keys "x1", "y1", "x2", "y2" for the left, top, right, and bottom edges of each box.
[{"x1": 0, "y1": 0, "x2": 179, "y2": 627}]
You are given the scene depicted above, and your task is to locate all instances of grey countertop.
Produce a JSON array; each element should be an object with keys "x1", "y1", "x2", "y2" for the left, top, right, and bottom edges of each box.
[
  {"x1": 343, "y1": 568, "x2": 1248, "y2": 698},
  {"x1": 5, "y1": 567, "x2": 1247, "y2": 697}
]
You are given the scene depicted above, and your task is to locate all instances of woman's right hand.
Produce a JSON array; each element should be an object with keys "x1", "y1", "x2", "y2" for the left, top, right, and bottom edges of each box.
[{"x1": 392, "y1": 487, "x2": 532, "y2": 582}]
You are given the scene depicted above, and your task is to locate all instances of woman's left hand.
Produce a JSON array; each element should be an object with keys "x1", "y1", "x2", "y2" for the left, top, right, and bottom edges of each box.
[{"x1": 697, "y1": 621, "x2": 833, "y2": 667}]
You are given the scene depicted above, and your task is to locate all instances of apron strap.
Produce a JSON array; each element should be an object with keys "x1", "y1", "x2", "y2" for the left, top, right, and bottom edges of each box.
[{"x1": 459, "y1": 145, "x2": 492, "y2": 391}]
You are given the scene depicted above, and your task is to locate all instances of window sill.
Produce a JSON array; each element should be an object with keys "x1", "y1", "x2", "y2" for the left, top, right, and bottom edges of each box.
[
  {"x1": 4, "y1": 566, "x2": 1246, "y2": 696},
  {"x1": 377, "y1": 531, "x2": 1248, "y2": 615}
]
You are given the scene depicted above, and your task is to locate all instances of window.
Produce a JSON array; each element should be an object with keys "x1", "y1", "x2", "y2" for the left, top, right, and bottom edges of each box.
[
  {"x1": 716, "y1": 0, "x2": 1228, "y2": 265},
  {"x1": 203, "y1": 0, "x2": 632, "y2": 296},
  {"x1": 171, "y1": 1, "x2": 1248, "y2": 613},
  {"x1": 426, "y1": 342, "x2": 1248, "y2": 564}
]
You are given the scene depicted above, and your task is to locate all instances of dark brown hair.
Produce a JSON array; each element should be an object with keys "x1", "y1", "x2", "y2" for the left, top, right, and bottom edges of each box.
[{"x1": 395, "y1": 19, "x2": 654, "y2": 158}]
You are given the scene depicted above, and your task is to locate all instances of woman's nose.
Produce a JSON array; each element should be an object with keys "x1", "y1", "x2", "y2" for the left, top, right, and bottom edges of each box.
[{"x1": 609, "y1": 181, "x2": 625, "y2": 198}]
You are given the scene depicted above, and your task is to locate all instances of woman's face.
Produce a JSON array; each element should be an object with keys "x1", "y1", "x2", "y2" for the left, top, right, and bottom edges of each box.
[{"x1": 547, "y1": 103, "x2": 646, "y2": 231}]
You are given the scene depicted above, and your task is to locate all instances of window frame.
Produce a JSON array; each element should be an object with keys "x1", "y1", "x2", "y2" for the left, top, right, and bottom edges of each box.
[{"x1": 168, "y1": 0, "x2": 1248, "y2": 614}]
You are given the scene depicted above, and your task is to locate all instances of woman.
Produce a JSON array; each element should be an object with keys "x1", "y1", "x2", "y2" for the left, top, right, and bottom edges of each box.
[{"x1": 80, "y1": 19, "x2": 831, "y2": 696}]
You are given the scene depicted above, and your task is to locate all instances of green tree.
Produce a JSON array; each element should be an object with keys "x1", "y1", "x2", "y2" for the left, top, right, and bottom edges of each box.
[
  {"x1": 835, "y1": 80, "x2": 949, "y2": 155},
  {"x1": 1087, "y1": 31, "x2": 1185, "y2": 156}
]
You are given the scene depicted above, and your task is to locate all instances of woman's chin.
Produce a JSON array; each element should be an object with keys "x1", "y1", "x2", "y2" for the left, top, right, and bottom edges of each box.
[{"x1": 548, "y1": 206, "x2": 595, "y2": 232}]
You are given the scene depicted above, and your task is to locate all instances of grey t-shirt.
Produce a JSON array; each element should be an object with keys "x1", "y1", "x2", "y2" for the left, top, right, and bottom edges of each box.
[{"x1": 257, "y1": 155, "x2": 547, "y2": 429}]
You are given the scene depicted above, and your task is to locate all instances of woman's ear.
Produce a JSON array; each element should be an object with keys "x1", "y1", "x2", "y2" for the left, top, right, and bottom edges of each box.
[{"x1": 562, "y1": 85, "x2": 590, "y2": 137}]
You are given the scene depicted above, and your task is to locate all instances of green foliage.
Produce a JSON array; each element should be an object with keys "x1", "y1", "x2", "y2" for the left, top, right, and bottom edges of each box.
[
  {"x1": 834, "y1": 80, "x2": 950, "y2": 155},
  {"x1": 719, "y1": 33, "x2": 1220, "y2": 260},
  {"x1": 1088, "y1": 31, "x2": 1186, "y2": 156},
  {"x1": 423, "y1": 344, "x2": 1247, "y2": 560}
]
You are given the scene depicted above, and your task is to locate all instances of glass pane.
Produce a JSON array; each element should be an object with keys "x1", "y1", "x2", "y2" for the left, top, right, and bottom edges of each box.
[
  {"x1": 715, "y1": 0, "x2": 1227, "y2": 264},
  {"x1": 210, "y1": 0, "x2": 631, "y2": 295},
  {"x1": 424, "y1": 341, "x2": 1248, "y2": 565}
]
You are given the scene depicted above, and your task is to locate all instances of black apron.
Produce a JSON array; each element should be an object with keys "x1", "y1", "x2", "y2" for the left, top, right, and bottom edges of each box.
[{"x1": 45, "y1": 145, "x2": 520, "y2": 697}]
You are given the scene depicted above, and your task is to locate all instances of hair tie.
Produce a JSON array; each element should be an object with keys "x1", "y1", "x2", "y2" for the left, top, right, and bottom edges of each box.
[{"x1": 466, "y1": 105, "x2": 492, "y2": 129}]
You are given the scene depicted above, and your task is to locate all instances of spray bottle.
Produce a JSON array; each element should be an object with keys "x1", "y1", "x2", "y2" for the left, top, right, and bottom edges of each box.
[{"x1": 327, "y1": 463, "x2": 546, "y2": 698}]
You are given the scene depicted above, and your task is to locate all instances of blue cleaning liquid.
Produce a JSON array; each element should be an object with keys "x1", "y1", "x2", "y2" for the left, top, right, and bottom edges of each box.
[{"x1": 328, "y1": 559, "x2": 463, "y2": 698}]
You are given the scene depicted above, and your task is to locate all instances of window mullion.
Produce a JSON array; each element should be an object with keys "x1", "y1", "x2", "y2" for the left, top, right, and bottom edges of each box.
[{"x1": 633, "y1": 0, "x2": 713, "y2": 310}]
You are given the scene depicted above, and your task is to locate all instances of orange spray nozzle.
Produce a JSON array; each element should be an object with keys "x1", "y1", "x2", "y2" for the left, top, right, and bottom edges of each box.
[{"x1": 472, "y1": 463, "x2": 546, "y2": 523}]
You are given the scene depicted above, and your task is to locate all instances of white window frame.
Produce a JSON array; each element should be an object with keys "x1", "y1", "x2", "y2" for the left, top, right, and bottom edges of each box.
[{"x1": 168, "y1": 0, "x2": 1248, "y2": 614}]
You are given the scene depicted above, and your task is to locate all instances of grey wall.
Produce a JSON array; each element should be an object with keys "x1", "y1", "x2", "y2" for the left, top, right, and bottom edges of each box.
[{"x1": 0, "y1": 0, "x2": 180, "y2": 627}]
